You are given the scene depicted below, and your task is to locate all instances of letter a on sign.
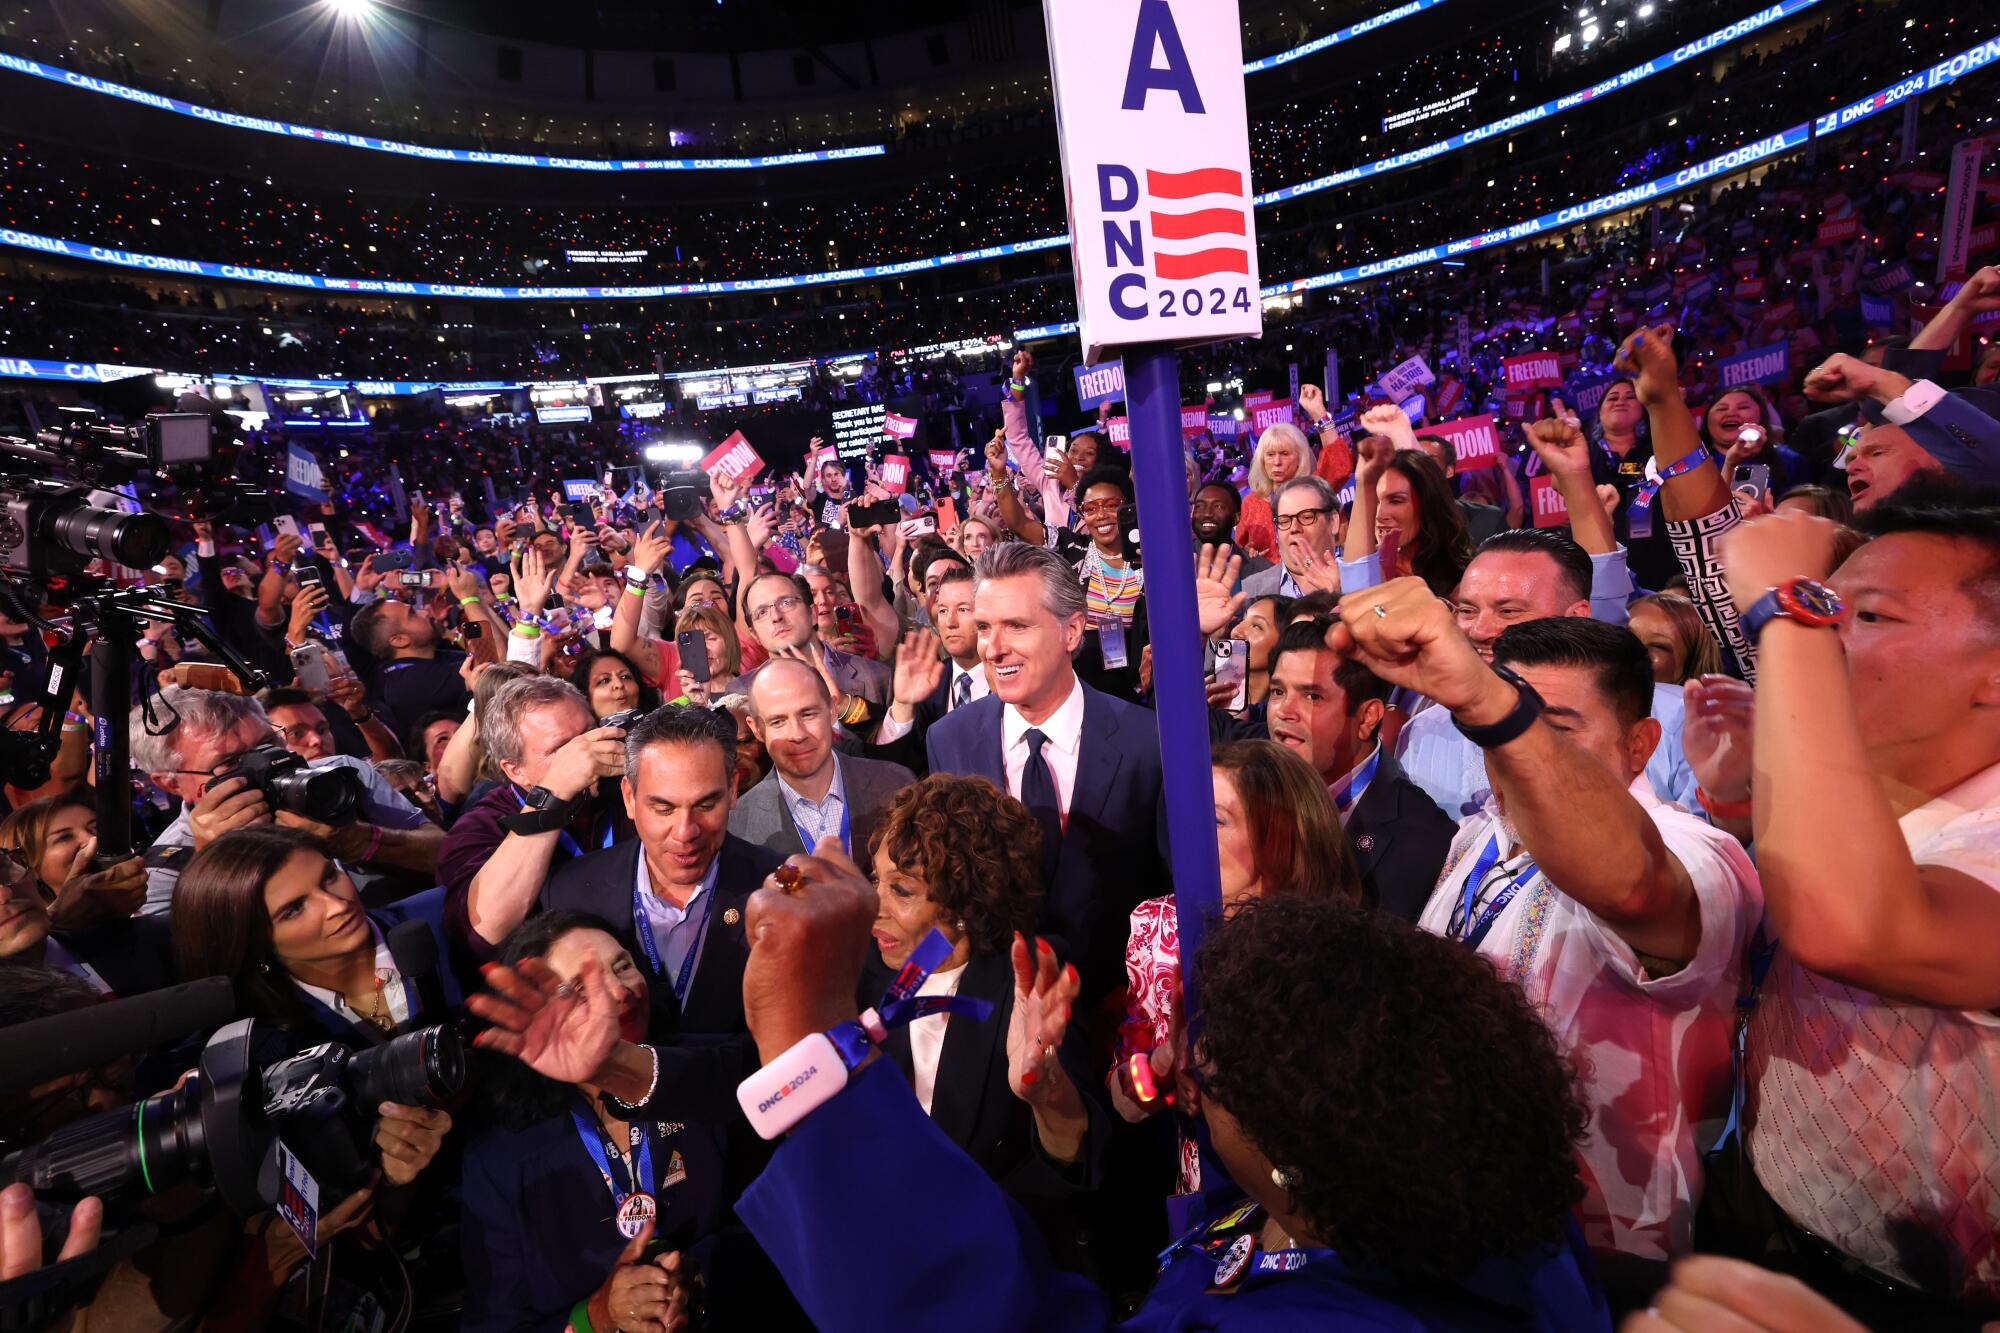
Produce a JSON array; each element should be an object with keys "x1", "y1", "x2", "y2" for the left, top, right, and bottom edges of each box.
[
  {"x1": 1122, "y1": 0, "x2": 1205, "y2": 113},
  {"x1": 1045, "y1": 0, "x2": 1262, "y2": 363}
]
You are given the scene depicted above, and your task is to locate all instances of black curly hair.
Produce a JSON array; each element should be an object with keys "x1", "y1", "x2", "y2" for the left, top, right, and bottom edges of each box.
[
  {"x1": 1191, "y1": 899, "x2": 1587, "y2": 1284},
  {"x1": 866, "y1": 773, "x2": 1043, "y2": 954}
]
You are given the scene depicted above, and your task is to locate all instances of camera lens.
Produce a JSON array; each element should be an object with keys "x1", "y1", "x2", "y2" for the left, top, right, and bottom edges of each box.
[
  {"x1": 46, "y1": 501, "x2": 170, "y2": 569},
  {"x1": 347, "y1": 1026, "x2": 466, "y2": 1109},
  {"x1": 265, "y1": 762, "x2": 364, "y2": 824}
]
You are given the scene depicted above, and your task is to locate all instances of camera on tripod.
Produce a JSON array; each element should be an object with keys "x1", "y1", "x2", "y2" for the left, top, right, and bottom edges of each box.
[{"x1": 216, "y1": 746, "x2": 365, "y2": 825}]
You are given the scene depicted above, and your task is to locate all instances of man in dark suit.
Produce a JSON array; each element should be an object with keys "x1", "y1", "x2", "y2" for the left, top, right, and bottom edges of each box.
[
  {"x1": 1265, "y1": 619, "x2": 1455, "y2": 921},
  {"x1": 923, "y1": 543, "x2": 1165, "y2": 1007},
  {"x1": 731, "y1": 658, "x2": 913, "y2": 860},
  {"x1": 541, "y1": 706, "x2": 783, "y2": 1045},
  {"x1": 870, "y1": 563, "x2": 987, "y2": 774}
]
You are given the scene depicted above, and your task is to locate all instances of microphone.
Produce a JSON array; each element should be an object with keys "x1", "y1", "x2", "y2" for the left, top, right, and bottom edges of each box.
[{"x1": 0, "y1": 978, "x2": 235, "y2": 1094}]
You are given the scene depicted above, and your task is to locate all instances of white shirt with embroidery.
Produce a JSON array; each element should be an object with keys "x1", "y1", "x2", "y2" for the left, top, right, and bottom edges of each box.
[{"x1": 1417, "y1": 778, "x2": 1762, "y2": 1260}]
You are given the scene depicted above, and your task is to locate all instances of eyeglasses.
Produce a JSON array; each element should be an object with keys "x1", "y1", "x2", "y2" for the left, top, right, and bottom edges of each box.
[
  {"x1": 1078, "y1": 499, "x2": 1123, "y2": 516},
  {"x1": 1274, "y1": 507, "x2": 1333, "y2": 532},
  {"x1": 275, "y1": 721, "x2": 333, "y2": 745},
  {"x1": 749, "y1": 595, "x2": 804, "y2": 625},
  {"x1": 162, "y1": 733, "x2": 280, "y2": 781}
]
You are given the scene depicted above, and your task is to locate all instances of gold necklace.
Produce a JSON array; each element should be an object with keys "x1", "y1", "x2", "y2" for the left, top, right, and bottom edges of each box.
[{"x1": 352, "y1": 975, "x2": 395, "y2": 1032}]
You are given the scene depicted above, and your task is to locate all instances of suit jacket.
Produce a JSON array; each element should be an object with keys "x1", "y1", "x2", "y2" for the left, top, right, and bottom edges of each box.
[
  {"x1": 51, "y1": 914, "x2": 175, "y2": 999},
  {"x1": 1238, "y1": 560, "x2": 1293, "y2": 601},
  {"x1": 1345, "y1": 751, "x2": 1457, "y2": 924},
  {"x1": 728, "y1": 753, "x2": 914, "y2": 860},
  {"x1": 539, "y1": 836, "x2": 781, "y2": 1042},
  {"x1": 924, "y1": 683, "x2": 1166, "y2": 1005},
  {"x1": 728, "y1": 643, "x2": 892, "y2": 705}
]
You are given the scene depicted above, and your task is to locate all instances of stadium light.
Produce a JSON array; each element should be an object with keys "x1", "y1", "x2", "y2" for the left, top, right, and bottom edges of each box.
[
  {"x1": 643, "y1": 442, "x2": 704, "y2": 464},
  {"x1": 1552, "y1": 32, "x2": 1573, "y2": 53},
  {"x1": 325, "y1": 0, "x2": 376, "y2": 17}
]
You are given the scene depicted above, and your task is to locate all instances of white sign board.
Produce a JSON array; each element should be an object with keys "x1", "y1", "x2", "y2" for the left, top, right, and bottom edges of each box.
[
  {"x1": 1375, "y1": 354, "x2": 1435, "y2": 400},
  {"x1": 1045, "y1": 0, "x2": 1264, "y2": 364}
]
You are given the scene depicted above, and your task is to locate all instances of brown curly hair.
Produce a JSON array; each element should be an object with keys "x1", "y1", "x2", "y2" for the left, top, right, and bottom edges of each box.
[{"x1": 866, "y1": 774, "x2": 1043, "y2": 954}]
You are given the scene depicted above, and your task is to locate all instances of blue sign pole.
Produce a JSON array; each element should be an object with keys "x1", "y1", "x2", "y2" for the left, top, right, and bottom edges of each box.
[{"x1": 1124, "y1": 344, "x2": 1223, "y2": 1017}]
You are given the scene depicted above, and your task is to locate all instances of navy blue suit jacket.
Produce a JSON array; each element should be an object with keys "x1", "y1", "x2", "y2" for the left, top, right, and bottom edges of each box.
[{"x1": 925, "y1": 682, "x2": 1166, "y2": 1005}]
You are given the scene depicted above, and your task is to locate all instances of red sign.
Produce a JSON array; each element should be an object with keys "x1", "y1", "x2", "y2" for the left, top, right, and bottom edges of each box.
[
  {"x1": 1432, "y1": 375, "x2": 1465, "y2": 418},
  {"x1": 1735, "y1": 276, "x2": 1767, "y2": 301},
  {"x1": 882, "y1": 412, "x2": 918, "y2": 441},
  {"x1": 1250, "y1": 398, "x2": 1294, "y2": 433},
  {"x1": 879, "y1": 455, "x2": 910, "y2": 494},
  {"x1": 1816, "y1": 216, "x2": 1861, "y2": 247},
  {"x1": 1892, "y1": 170, "x2": 1946, "y2": 191},
  {"x1": 1107, "y1": 416, "x2": 1131, "y2": 447},
  {"x1": 1502, "y1": 353, "x2": 1562, "y2": 391},
  {"x1": 699, "y1": 431, "x2": 765, "y2": 483},
  {"x1": 1530, "y1": 475, "x2": 1571, "y2": 529},
  {"x1": 1244, "y1": 390, "x2": 1275, "y2": 412},
  {"x1": 1426, "y1": 414, "x2": 1500, "y2": 472},
  {"x1": 1971, "y1": 221, "x2": 1999, "y2": 256},
  {"x1": 1731, "y1": 254, "x2": 1760, "y2": 276},
  {"x1": 928, "y1": 450, "x2": 958, "y2": 473},
  {"x1": 1182, "y1": 405, "x2": 1210, "y2": 439}
]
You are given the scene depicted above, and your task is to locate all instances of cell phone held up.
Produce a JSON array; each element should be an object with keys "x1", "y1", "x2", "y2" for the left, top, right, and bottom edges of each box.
[
  {"x1": 676, "y1": 629, "x2": 712, "y2": 685},
  {"x1": 1212, "y1": 638, "x2": 1250, "y2": 714},
  {"x1": 368, "y1": 550, "x2": 414, "y2": 575},
  {"x1": 398, "y1": 569, "x2": 438, "y2": 589}
]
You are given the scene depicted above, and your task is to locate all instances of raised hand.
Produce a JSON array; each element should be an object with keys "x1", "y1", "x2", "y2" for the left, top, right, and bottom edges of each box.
[
  {"x1": 1352, "y1": 430, "x2": 1397, "y2": 490},
  {"x1": 1359, "y1": 403, "x2": 1418, "y2": 452},
  {"x1": 1286, "y1": 539, "x2": 1343, "y2": 596},
  {"x1": 468, "y1": 954, "x2": 622, "y2": 1086},
  {"x1": 1682, "y1": 674, "x2": 1754, "y2": 806},
  {"x1": 891, "y1": 630, "x2": 946, "y2": 707},
  {"x1": 985, "y1": 430, "x2": 1008, "y2": 477},
  {"x1": 271, "y1": 531, "x2": 305, "y2": 566},
  {"x1": 629, "y1": 521, "x2": 673, "y2": 575},
  {"x1": 287, "y1": 584, "x2": 331, "y2": 641},
  {"x1": 1193, "y1": 542, "x2": 1246, "y2": 636},
  {"x1": 513, "y1": 545, "x2": 557, "y2": 617},
  {"x1": 372, "y1": 1103, "x2": 452, "y2": 1187},
  {"x1": 745, "y1": 503, "x2": 778, "y2": 550},
  {"x1": 1006, "y1": 933, "x2": 1081, "y2": 1105},
  {"x1": 1298, "y1": 383, "x2": 1326, "y2": 422},
  {"x1": 742, "y1": 840, "x2": 879, "y2": 1066},
  {"x1": 444, "y1": 560, "x2": 485, "y2": 604},
  {"x1": 1524, "y1": 417, "x2": 1593, "y2": 478},
  {"x1": 1328, "y1": 577, "x2": 1498, "y2": 716},
  {"x1": 1946, "y1": 264, "x2": 2000, "y2": 313},
  {"x1": 1802, "y1": 353, "x2": 1913, "y2": 406},
  {"x1": 46, "y1": 838, "x2": 147, "y2": 929},
  {"x1": 1613, "y1": 322, "x2": 1682, "y2": 406}
]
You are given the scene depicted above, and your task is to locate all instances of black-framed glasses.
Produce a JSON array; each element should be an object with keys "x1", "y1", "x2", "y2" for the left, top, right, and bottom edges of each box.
[{"x1": 1274, "y1": 507, "x2": 1333, "y2": 532}]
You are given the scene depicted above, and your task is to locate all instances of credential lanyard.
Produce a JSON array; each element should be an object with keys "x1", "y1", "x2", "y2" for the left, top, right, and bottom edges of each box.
[
  {"x1": 632, "y1": 884, "x2": 712, "y2": 1004},
  {"x1": 1251, "y1": 1247, "x2": 1339, "y2": 1276},
  {"x1": 824, "y1": 928, "x2": 995, "y2": 1067},
  {"x1": 1626, "y1": 448, "x2": 1710, "y2": 538},
  {"x1": 1449, "y1": 835, "x2": 1540, "y2": 952},
  {"x1": 1329, "y1": 746, "x2": 1382, "y2": 816},
  {"x1": 570, "y1": 1102, "x2": 653, "y2": 1214},
  {"x1": 787, "y1": 793, "x2": 853, "y2": 860}
]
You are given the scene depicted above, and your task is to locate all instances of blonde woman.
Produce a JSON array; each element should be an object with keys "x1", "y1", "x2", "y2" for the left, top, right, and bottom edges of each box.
[{"x1": 1237, "y1": 423, "x2": 1314, "y2": 561}]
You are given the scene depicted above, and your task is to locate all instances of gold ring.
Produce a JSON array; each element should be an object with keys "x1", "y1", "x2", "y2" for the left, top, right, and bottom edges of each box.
[{"x1": 772, "y1": 863, "x2": 807, "y2": 894}]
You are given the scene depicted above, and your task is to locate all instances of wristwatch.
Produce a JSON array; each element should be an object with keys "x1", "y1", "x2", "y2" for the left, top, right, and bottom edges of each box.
[
  {"x1": 1740, "y1": 576, "x2": 1845, "y2": 642},
  {"x1": 503, "y1": 786, "x2": 580, "y2": 835},
  {"x1": 1452, "y1": 663, "x2": 1546, "y2": 750}
]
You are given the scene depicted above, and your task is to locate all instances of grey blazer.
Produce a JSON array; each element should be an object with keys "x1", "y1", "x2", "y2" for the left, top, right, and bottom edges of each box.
[
  {"x1": 727, "y1": 753, "x2": 916, "y2": 859},
  {"x1": 1239, "y1": 561, "x2": 1293, "y2": 601},
  {"x1": 728, "y1": 644, "x2": 893, "y2": 705}
]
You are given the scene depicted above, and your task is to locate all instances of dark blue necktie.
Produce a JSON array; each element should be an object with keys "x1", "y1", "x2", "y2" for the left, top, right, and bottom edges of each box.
[
  {"x1": 1022, "y1": 728, "x2": 1063, "y2": 883},
  {"x1": 951, "y1": 671, "x2": 973, "y2": 711}
]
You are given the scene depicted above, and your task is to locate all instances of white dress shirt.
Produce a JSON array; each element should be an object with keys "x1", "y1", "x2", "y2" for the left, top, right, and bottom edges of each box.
[
  {"x1": 776, "y1": 756, "x2": 850, "y2": 855},
  {"x1": 292, "y1": 920, "x2": 413, "y2": 1032},
  {"x1": 1001, "y1": 674, "x2": 1086, "y2": 818},
  {"x1": 948, "y1": 661, "x2": 991, "y2": 712},
  {"x1": 909, "y1": 962, "x2": 967, "y2": 1116}
]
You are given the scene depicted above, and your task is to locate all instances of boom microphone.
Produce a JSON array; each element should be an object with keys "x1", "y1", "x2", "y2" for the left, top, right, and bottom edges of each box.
[{"x1": 0, "y1": 978, "x2": 234, "y2": 1094}]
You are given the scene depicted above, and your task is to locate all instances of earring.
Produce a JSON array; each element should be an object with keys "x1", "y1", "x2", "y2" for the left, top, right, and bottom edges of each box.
[
  {"x1": 1271, "y1": 1165, "x2": 1301, "y2": 1191},
  {"x1": 258, "y1": 961, "x2": 271, "y2": 974}
]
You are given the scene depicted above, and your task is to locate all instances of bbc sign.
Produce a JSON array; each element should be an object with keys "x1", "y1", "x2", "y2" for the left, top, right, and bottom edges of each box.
[{"x1": 1045, "y1": 0, "x2": 1264, "y2": 363}]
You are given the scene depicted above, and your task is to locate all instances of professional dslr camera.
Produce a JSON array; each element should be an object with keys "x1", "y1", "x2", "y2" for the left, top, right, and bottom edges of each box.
[
  {"x1": 215, "y1": 745, "x2": 365, "y2": 825},
  {"x1": 657, "y1": 468, "x2": 712, "y2": 522}
]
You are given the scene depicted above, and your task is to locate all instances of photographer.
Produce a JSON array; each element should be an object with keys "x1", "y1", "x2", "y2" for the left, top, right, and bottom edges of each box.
[
  {"x1": 260, "y1": 685, "x2": 401, "y2": 767},
  {"x1": 128, "y1": 687, "x2": 440, "y2": 916},
  {"x1": 0, "y1": 796, "x2": 166, "y2": 994}
]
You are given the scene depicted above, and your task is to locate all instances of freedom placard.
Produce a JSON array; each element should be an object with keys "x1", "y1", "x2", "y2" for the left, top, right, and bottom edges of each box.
[
  {"x1": 928, "y1": 449, "x2": 959, "y2": 473},
  {"x1": 1107, "y1": 416, "x2": 1131, "y2": 446},
  {"x1": 1501, "y1": 352, "x2": 1562, "y2": 392},
  {"x1": 1073, "y1": 359, "x2": 1126, "y2": 410},
  {"x1": 285, "y1": 443, "x2": 327, "y2": 503},
  {"x1": 1425, "y1": 414, "x2": 1500, "y2": 471},
  {"x1": 699, "y1": 431, "x2": 766, "y2": 483},
  {"x1": 879, "y1": 454, "x2": 910, "y2": 494},
  {"x1": 1182, "y1": 404, "x2": 1211, "y2": 440},
  {"x1": 1816, "y1": 215, "x2": 1861, "y2": 247},
  {"x1": 882, "y1": 411, "x2": 919, "y2": 441},
  {"x1": 1250, "y1": 398, "x2": 1294, "y2": 433},
  {"x1": 1718, "y1": 340, "x2": 1790, "y2": 389},
  {"x1": 1530, "y1": 475, "x2": 1571, "y2": 529}
]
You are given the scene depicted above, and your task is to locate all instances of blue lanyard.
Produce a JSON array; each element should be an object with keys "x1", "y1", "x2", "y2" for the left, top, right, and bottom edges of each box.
[
  {"x1": 632, "y1": 879, "x2": 713, "y2": 1004},
  {"x1": 1628, "y1": 448, "x2": 1712, "y2": 513},
  {"x1": 824, "y1": 928, "x2": 995, "y2": 1069},
  {"x1": 787, "y1": 789, "x2": 853, "y2": 859},
  {"x1": 1329, "y1": 747, "x2": 1381, "y2": 816},
  {"x1": 569, "y1": 1102, "x2": 653, "y2": 1211},
  {"x1": 1448, "y1": 835, "x2": 1541, "y2": 951}
]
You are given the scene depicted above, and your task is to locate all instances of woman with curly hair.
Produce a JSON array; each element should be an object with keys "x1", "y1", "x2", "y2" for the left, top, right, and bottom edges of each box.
[{"x1": 864, "y1": 772, "x2": 1108, "y2": 1270}]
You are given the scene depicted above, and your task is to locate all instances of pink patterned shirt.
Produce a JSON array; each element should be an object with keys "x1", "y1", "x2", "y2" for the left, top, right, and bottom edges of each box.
[
  {"x1": 1119, "y1": 895, "x2": 1201, "y2": 1195},
  {"x1": 1747, "y1": 759, "x2": 2000, "y2": 1302},
  {"x1": 1417, "y1": 781, "x2": 1763, "y2": 1260}
]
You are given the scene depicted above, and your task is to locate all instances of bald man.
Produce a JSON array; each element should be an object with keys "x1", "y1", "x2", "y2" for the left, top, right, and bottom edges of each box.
[{"x1": 729, "y1": 657, "x2": 915, "y2": 860}]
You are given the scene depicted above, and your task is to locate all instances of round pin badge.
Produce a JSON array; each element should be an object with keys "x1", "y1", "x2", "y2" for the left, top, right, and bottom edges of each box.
[
  {"x1": 723, "y1": 907, "x2": 742, "y2": 926},
  {"x1": 615, "y1": 1191, "x2": 657, "y2": 1239},
  {"x1": 1211, "y1": 1232, "x2": 1254, "y2": 1289},
  {"x1": 1356, "y1": 834, "x2": 1376, "y2": 853}
]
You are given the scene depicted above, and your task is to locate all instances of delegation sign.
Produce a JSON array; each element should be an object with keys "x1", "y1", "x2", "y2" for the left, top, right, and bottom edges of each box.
[{"x1": 1045, "y1": 0, "x2": 1264, "y2": 363}]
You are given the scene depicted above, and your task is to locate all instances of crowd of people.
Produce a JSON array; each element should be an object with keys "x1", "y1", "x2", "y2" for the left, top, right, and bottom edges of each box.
[{"x1": 5, "y1": 216, "x2": 2000, "y2": 1326}]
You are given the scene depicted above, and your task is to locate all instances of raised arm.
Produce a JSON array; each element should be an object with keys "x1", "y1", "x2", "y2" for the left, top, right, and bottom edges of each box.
[
  {"x1": 845, "y1": 521, "x2": 902, "y2": 656},
  {"x1": 1523, "y1": 419, "x2": 1615, "y2": 556},
  {"x1": 1332, "y1": 578, "x2": 1701, "y2": 967},
  {"x1": 612, "y1": 523, "x2": 673, "y2": 685},
  {"x1": 986, "y1": 430, "x2": 1046, "y2": 547},
  {"x1": 1909, "y1": 264, "x2": 2000, "y2": 354},
  {"x1": 1617, "y1": 323, "x2": 1730, "y2": 522},
  {"x1": 1720, "y1": 513, "x2": 2000, "y2": 1008}
]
